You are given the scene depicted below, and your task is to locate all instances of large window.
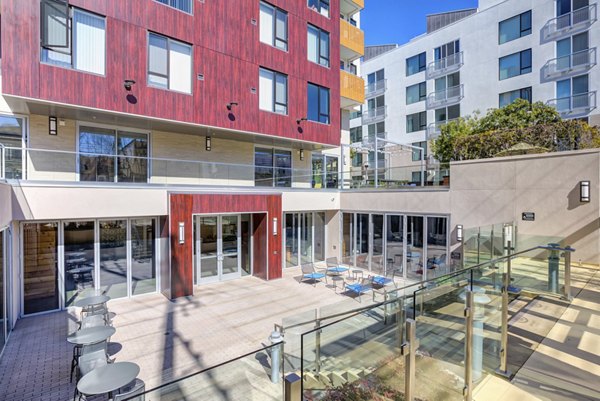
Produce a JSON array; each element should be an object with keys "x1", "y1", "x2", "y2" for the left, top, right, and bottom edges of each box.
[
  {"x1": 435, "y1": 104, "x2": 461, "y2": 124},
  {"x1": 434, "y1": 40, "x2": 460, "y2": 61},
  {"x1": 499, "y1": 11, "x2": 532, "y2": 44},
  {"x1": 308, "y1": 0, "x2": 329, "y2": 17},
  {"x1": 148, "y1": 33, "x2": 192, "y2": 94},
  {"x1": 556, "y1": 74, "x2": 589, "y2": 111},
  {"x1": 406, "y1": 52, "x2": 426, "y2": 76},
  {"x1": 406, "y1": 111, "x2": 427, "y2": 133},
  {"x1": 154, "y1": 0, "x2": 192, "y2": 14},
  {"x1": 308, "y1": 25, "x2": 330, "y2": 67},
  {"x1": 255, "y1": 147, "x2": 292, "y2": 187},
  {"x1": 312, "y1": 154, "x2": 338, "y2": 188},
  {"x1": 79, "y1": 126, "x2": 149, "y2": 183},
  {"x1": 259, "y1": 68, "x2": 288, "y2": 114},
  {"x1": 406, "y1": 82, "x2": 427, "y2": 104},
  {"x1": 41, "y1": 7, "x2": 106, "y2": 75},
  {"x1": 499, "y1": 87, "x2": 532, "y2": 107},
  {"x1": 23, "y1": 223, "x2": 59, "y2": 315},
  {"x1": 350, "y1": 127, "x2": 363, "y2": 143},
  {"x1": 0, "y1": 115, "x2": 25, "y2": 180},
  {"x1": 412, "y1": 141, "x2": 427, "y2": 162},
  {"x1": 499, "y1": 49, "x2": 532, "y2": 80},
  {"x1": 260, "y1": 2, "x2": 287, "y2": 51},
  {"x1": 307, "y1": 83, "x2": 330, "y2": 124}
]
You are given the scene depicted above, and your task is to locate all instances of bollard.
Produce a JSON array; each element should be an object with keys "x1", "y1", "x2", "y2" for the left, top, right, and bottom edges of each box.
[
  {"x1": 284, "y1": 373, "x2": 301, "y2": 401},
  {"x1": 269, "y1": 329, "x2": 283, "y2": 384},
  {"x1": 547, "y1": 243, "x2": 560, "y2": 293}
]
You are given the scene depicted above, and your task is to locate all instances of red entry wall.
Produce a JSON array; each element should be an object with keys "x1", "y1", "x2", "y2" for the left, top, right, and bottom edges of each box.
[{"x1": 169, "y1": 193, "x2": 282, "y2": 299}]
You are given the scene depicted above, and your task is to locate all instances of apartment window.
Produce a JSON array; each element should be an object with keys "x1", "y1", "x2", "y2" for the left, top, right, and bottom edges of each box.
[
  {"x1": 259, "y1": 68, "x2": 288, "y2": 114},
  {"x1": 556, "y1": 74, "x2": 589, "y2": 111},
  {"x1": 406, "y1": 112, "x2": 427, "y2": 133},
  {"x1": 434, "y1": 72, "x2": 460, "y2": 93},
  {"x1": 435, "y1": 104, "x2": 461, "y2": 123},
  {"x1": 79, "y1": 126, "x2": 149, "y2": 183},
  {"x1": 367, "y1": 69, "x2": 385, "y2": 85},
  {"x1": 434, "y1": 40, "x2": 460, "y2": 61},
  {"x1": 307, "y1": 83, "x2": 330, "y2": 124},
  {"x1": 557, "y1": 32, "x2": 589, "y2": 69},
  {"x1": 154, "y1": 0, "x2": 192, "y2": 14},
  {"x1": 368, "y1": 95, "x2": 385, "y2": 113},
  {"x1": 406, "y1": 82, "x2": 427, "y2": 104},
  {"x1": 499, "y1": 87, "x2": 532, "y2": 107},
  {"x1": 350, "y1": 127, "x2": 363, "y2": 143},
  {"x1": 412, "y1": 141, "x2": 427, "y2": 162},
  {"x1": 308, "y1": 0, "x2": 329, "y2": 18},
  {"x1": 557, "y1": 0, "x2": 590, "y2": 16},
  {"x1": 499, "y1": 49, "x2": 532, "y2": 80},
  {"x1": 308, "y1": 25, "x2": 330, "y2": 67},
  {"x1": 255, "y1": 147, "x2": 292, "y2": 187},
  {"x1": 499, "y1": 11, "x2": 532, "y2": 44},
  {"x1": 368, "y1": 122, "x2": 385, "y2": 140},
  {"x1": 0, "y1": 115, "x2": 25, "y2": 180},
  {"x1": 40, "y1": 6, "x2": 106, "y2": 75},
  {"x1": 148, "y1": 33, "x2": 192, "y2": 94},
  {"x1": 260, "y1": 2, "x2": 288, "y2": 51},
  {"x1": 406, "y1": 52, "x2": 426, "y2": 76}
]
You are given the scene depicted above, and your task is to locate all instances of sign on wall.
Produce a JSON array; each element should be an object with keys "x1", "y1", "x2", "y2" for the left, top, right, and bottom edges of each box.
[{"x1": 522, "y1": 212, "x2": 535, "y2": 221}]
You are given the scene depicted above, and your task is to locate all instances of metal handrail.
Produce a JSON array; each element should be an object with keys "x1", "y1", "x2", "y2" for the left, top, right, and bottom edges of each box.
[
  {"x1": 544, "y1": 48, "x2": 597, "y2": 75},
  {"x1": 545, "y1": 4, "x2": 597, "y2": 33}
]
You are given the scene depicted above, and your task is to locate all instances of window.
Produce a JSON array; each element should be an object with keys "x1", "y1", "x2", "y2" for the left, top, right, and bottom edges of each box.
[
  {"x1": 368, "y1": 95, "x2": 385, "y2": 113},
  {"x1": 350, "y1": 127, "x2": 363, "y2": 143},
  {"x1": 499, "y1": 87, "x2": 532, "y2": 107},
  {"x1": 255, "y1": 147, "x2": 292, "y2": 187},
  {"x1": 368, "y1": 122, "x2": 385, "y2": 140},
  {"x1": 312, "y1": 155, "x2": 338, "y2": 188},
  {"x1": 406, "y1": 112, "x2": 427, "y2": 133},
  {"x1": 308, "y1": 0, "x2": 329, "y2": 18},
  {"x1": 41, "y1": 7, "x2": 106, "y2": 75},
  {"x1": 435, "y1": 104, "x2": 461, "y2": 123},
  {"x1": 308, "y1": 25, "x2": 330, "y2": 67},
  {"x1": 0, "y1": 115, "x2": 25, "y2": 179},
  {"x1": 435, "y1": 40, "x2": 460, "y2": 61},
  {"x1": 79, "y1": 126, "x2": 149, "y2": 183},
  {"x1": 154, "y1": 0, "x2": 192, "y2": 14},
  {"x1": 412, "y1": 141, "x2": 427, "y2": 162},
  {"x1": 259, "y1": 68, "x2": 288, "y2": 114},
  {"x1": 307, "y1": 83, "x2": 330, "y2": 124},
  {"x1": 556, "y1": 74, "x2": 589, "y2": 111},
  {"x1": 499, "y1": 11, "x2": 532, "y2": 44},
  {"x1": 406, "y1": 82, "x2": 427, "y2": 104},
  {"x1": 557, "y1": 32, "x2": 589, "y2": 70},
  {"x1": 406, "y1": 52, "x2": 426, "y2": 76},
  {"x1": 367, "y1": 69, "x2": 385, "y2": 85},
  {"x1": 499, "y1": 49, "x2": 532, "y2": 80},
  {"x1": 260, "y1": 2, "x2": 288, "y2": 51},
  {"x1": 148, "y1": 33, "x2": 192, "y2": 94}
]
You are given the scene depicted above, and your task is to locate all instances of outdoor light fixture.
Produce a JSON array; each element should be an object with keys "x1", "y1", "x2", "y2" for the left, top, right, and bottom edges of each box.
[
  {"x1": 178, "y1": 222, "x2": 185, "y2": 244},
  {"x1": 206, "y1": 136, "x2": 212, "y2": 151},
  {"x1": 49, "y1": 116, "x2": 58, "y2": 135},
  {"x1": 296, "y1": 117, "x2": 308, "y2": 124},
  {"x1": 123, "y1": 79, "x2": 136, "y2": 91},
  {"x1": 299, "y1": 149, "x2": 304, "y2": 161},
  {"x1": 504, "y1": 224, "x2": 513, "y2": 249},
  {"x1": 456, "y1": 224, "x2": 463, "y2": 242},
  {"x1": 580, "y1": 180, "x2": 590, "y2": 202},
  {"x1": 273, "y1": 217, "x2": 278, "y2": 236},
  {"x1": 226, "y1": 102, "x2": 239, "y2": 111}
]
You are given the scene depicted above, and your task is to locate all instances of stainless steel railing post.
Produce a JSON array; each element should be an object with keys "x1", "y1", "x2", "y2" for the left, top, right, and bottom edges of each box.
[
  {"x1": 496, "y1": 272, "x2": 511, "y2": 378},
  {"x1": 397, "y1": 297, "x2": 405, "y2": 348},
  {"x1": 401, "y1": 319, "x2": 418, "y2": 401},
  {"x1": 315, "y1": 318, "x2": 321, "y2": 374},
  {"x1": 464, "y1": 291, "x2": 474, "y2": 401},
  {"x1": 563, "y1": 247, "x2": 573, "y2": 301}
]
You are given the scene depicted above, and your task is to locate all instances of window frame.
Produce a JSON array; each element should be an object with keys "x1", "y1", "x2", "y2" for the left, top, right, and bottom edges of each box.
[
  {"x1": 406, "y1": 111, "x2": 427, "y2": 133},
  {"x1": 307, "y1": 0, "x2": 330, "y2": 18},
  {"x1": 499, "y1": 49, "x2": 532, "y2": 80},
  {"x1": 259, "y1": 1, "x2": 288, "y2": 51},
  {"x1": 254, "y1": 146, "x2": 293, "y2": 187},
  {"x1": 412, "y1": 141, "x2": 428, "y2": 162},
  {"x1": 499, "y1": 87, "x2": 532, "y2": 107},
  {"x1": 307, "y1": 24, "x2": 330, "y2": 67},
  {"x1": 406, "y1": 52, "x2": 427, "y2": 76},
  {"x1": 307, "y1": 83, "x2": 331, "y2": 124},
  {"x1": 499, "y1": 11, "x2": 532, "y2": 44},
  {"x1": 147, "y1": 31, "x2": 193, "y2": 94},
  {"x1": 153, "y1": 0, "x2": 193, "y2": 15},
  {"x1": 259, "y1": 67, "x2": 288, "y2": 115},
  {"x1": 406, "y1": 82, "x2": 427, "y2": 105}
]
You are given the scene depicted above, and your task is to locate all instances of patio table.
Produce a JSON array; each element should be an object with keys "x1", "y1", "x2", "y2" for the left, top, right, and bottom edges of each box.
[
  {"x1": 327, "y1": 267, "x2": 349, "y2": 276},
  {"x1": 74, "y1": 295, "x2": 110, "y2": 309},
  {"x1": 67, "y1": 326, "x2": 116, "y2": 346},
  {"x1": 77, "y1": 362, "x2": 140, "y2": 398}
]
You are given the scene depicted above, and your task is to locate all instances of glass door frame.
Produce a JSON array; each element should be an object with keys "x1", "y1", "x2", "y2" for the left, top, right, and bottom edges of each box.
[{"x1": 283, "y1": 211, "x2": 327, "y2": 268}]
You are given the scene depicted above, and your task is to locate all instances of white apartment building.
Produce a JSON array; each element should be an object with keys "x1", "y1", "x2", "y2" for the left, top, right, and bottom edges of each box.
[{"x1": 356, "y1": 0, "x2": 599, "y2": 171}]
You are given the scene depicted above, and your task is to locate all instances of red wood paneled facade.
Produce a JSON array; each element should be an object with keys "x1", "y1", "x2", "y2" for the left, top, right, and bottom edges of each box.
[
  {"x1": 1, "y1": 0, "x2": 341, "y2": 146},
  {"x1": 169, "y1": 193, "x2": 282, "y2": 299}
]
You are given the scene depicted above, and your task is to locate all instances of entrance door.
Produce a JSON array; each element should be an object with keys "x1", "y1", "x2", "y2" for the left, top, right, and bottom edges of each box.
[{"x1": 196, "y1": 215, "x2": 241, "y2": 284}]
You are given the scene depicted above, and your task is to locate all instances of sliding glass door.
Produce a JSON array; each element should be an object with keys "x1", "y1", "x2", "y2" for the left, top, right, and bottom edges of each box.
[
  {"x1": 64, "y1": 221, "x2": 95, "y2": 306},
  {"x1": 23, "y1": 223, "x2": 59, "y2": 315},
  {"x1": 371, "y1": 214, "x2": 384, "y2": 274},
  {"x1": 130, "y1": 219, "x2": 157, "y2": 296},
  {"x1": 355, "y1": 214, "x2": 369, "y2": 269},
  {"x1": 386, "y1": 215, "x2": 404, "y2": 276},
  {"x1": 284, "y1": 212, "x2": 327, "y2": 267},
  {"x1": 99, "y1": 220, "x2": 128, "y2": 299}
]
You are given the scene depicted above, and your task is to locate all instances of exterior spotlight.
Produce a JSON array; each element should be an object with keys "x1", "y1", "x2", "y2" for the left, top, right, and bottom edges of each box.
[
  {"x1": 206, "y1": 136, "x2": 212, "y2": 151},
  {"x1": 49, "y1": 116, "x2": 58, "y2": 135},
  {"x1": 296, "y1": 117, "x2": 308, "y2": 124},
  {"x1": 299, "y1": 149, "x2": 304, "y2": 161},
  {"x1": 226, "y1": 102, "x2": 239, "y2": 111},
  {"x1": 456, "y1": 224, "x2": 463, "y2": 242},
  {"x1": 580, "y1": 180, "x2": 590, "y2": 202},
  {"x1": 124, "y1": 79, "x2": 136, "y2": 91}
]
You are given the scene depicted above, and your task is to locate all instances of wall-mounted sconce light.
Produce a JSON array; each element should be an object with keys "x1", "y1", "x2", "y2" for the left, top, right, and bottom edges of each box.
[
  {"x1": 226, "y1": 102, "x2": 239, "y2": 111},
  {"x1": 178, "y1": 222, "x2": 185, "y2": 244},
  {"x1": 206, "y1": 136, "x2": 212, "y2": 151},
  {"x1": 296, "y1": 117, "x2": 308, "y2": 125},
  {"x1": 299, "y1": 149, "x2": 304, "y2": 161},
  {"x1": 456, "y1": 224, "x2": 463, "y2": 242},
  {"x1": 503, "y1": 224, "x2": 513, "y2": 248},
  {"x1": 123, "y1": 79, "x2": 136, "y2": 91},
  {"x1": 273, "y1": 217, "x2": 278, "y2": 236},
  {"x1": 580, "y1": 180, "x2": 590, "y2": 202},
  {"x1": 49, "y1": 116, "x2": 58, "y2": 135}
]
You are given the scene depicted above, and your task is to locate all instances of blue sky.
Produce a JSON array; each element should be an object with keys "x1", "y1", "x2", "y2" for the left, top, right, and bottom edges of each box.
[{"x1": 362, "y1": 0, "x2": 479, "y2": 46}]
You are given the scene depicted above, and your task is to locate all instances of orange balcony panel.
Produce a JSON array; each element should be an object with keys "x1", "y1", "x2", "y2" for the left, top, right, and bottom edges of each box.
[
  {"x1": 340, "y1": 19, "x2": 364, "y2": 60},
  {"x1": 341, "y1": 70, "x2": 365, "y2": 108}
]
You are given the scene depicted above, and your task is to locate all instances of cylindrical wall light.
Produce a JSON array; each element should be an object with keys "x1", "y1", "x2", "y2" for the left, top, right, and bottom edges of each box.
[
  {"x1": 178, "y1": 222, "x2": 185, "y2": 244},
  {"x1": 49, "y1": 116, "x2": 58, "y2": 135},
  {"x1": 456, "y1": 224, "x2": 463, "y2": 242},
  {"x1": 299, "y1": 149, "x2": 304, "y2": 161},
  {"x1": 580, "y1": 180, "x2": 590, "y2": 202},
  {"x1": 206, "y1": 136, "x2": 212, "y2": 151},
  {"x1": 273, "y1": 217, "x2": 278, "y2": 236}
]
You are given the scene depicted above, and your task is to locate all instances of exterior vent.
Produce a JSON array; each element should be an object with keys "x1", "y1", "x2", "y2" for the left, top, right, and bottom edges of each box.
[
  {"x1": 251, "y1": 18, "x2": 257, "y2": 25},
  {"x1": 250, "y1": 87, "x2": 257, "y2": 94},
  {"x1": 197, "y1": 74, "x2": 204, "y2": 81}
]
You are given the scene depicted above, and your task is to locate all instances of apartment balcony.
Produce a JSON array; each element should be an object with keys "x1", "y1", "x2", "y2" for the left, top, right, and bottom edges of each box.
[
  {"x1": 542, "y1": 48, "x2": 597, "y2": 80},
  {"x1": 542, "y1": 4, "x2": 597, "y2": 41},
  {"x1": 426, "y1": 51, "x2": 464, "y2": 79},
  {"x1": 427, "y1": 118, "x2": 459, "y2": 140},
  {"x1": 426, "y1": 84, "x2": 464, "y2": 109},
  {"x1": 340, "y1": 70, "x2": 365, "y2": 109},
  {"x1": 340, "y1": 0, "x2": 364, "y2": 17},
  {"x1": 340, "y1": 19, "x2": 364, "y2": 62},
  {"x1": 365, "y1": 79, "x2": 387, "y2": 99},
  {"x1": 361, "y1": 106, "x2": 387, "y2": 125},
  {"x1": 547, "y1": 91, "x2": 597, "y2": 117}
]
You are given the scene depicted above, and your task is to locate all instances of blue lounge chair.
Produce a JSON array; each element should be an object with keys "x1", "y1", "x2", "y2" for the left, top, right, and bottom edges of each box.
[
  {"x1": 370, "y1": 268, "x2": 400, "y2": 289},
  {"x1": 301, "y1": 263, "x2": 327, "y2": 286},
  {"x1": 343, "y1": 278, "x2": 373, "y2": 302}
]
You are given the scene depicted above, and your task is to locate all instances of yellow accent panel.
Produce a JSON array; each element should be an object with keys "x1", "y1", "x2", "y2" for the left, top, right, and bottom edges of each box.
[
  {"x1": 340, "y1": 70, "x2": 365, "y2": 105},
  {"x1": 340, "y1": 19, "x2": 364, "y2": 57}
]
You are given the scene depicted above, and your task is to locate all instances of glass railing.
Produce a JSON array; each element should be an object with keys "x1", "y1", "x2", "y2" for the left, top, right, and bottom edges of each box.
[
  {"x1": 365, "y1": 79, "x2": 386, "y2": 97},
  {"x1": 463, "y1": 222, "x2": 515, "y2": 269},
  {"x1": 426, "y1": 51, "x2": 464, "y2": 78},
  {"x1": 427, "y1": 84, "x2": 464, "y2": 109},
  {"x1": 547, "y1": 92, "x2": 597, "y2": 115},
  {"x1": 543, "y1": 4, "x2": 597, "y2": 40},
  {"x1": 361, "y1": 106, "x2": 387, "y2": 125},
  {"x1": 0, "y1": 146, "x2": 451, "y2": 189},
  {"x1": 543, "y1": 48, "x2": 597, "y2": 78}
]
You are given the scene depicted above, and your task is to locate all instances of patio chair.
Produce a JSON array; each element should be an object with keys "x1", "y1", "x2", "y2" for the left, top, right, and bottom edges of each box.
[
  {"x1": 300, "y1": 263, "x2": 327, "y2": 286},
  {"x1": 74, "y1": 348, "x2": 112, "y2": 401},
  {"x1": 113, "y1": 378, "x2": 146, "y2": 401},
  {"x1": 427, "y1": 254, "x2": 447, "y2": 270},
  {"x1": 343, "y1": 278, "x2": 373, "y2": 302},
  {"x1": 325, "y1": 257, "x2": 349, "y2": 276},
  {"x1": 79, "y1": 314, "x2": 109, "y2": 330},
  {"x1": 370, "y1": 269, "x2": 400, "y2": 289}
]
